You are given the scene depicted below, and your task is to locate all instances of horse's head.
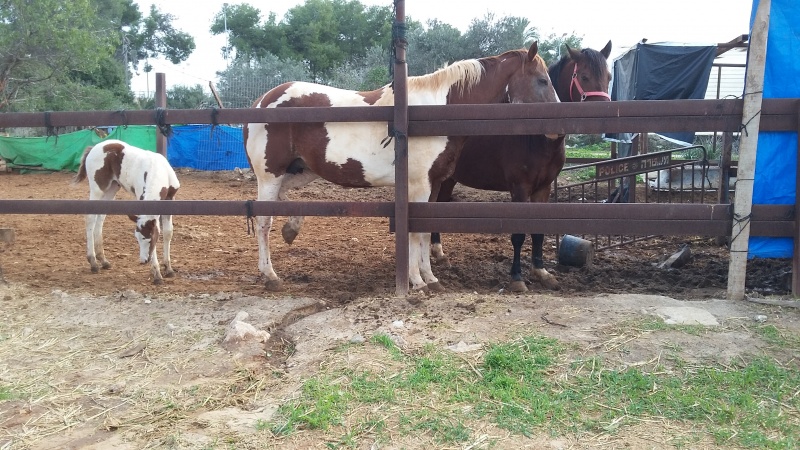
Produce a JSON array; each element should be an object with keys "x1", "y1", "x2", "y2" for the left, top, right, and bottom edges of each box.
[
  {"x1": 506, "y1": 41, "x2": 559, "y2": 105},
  {"x1": 554, "y1": 41, "x2": 612, "y2": 102},
  {"x1": 129, "y1": 215, "x2": 159, "y2": 264}
]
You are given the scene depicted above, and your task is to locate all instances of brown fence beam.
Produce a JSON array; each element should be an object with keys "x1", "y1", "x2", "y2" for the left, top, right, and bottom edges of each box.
[
  {"x1": 0, "y1": 200, "x2": 394, "y2": 217},
  {"x1": 1, "y1": 99, "x2": 795, "y2": 134}
]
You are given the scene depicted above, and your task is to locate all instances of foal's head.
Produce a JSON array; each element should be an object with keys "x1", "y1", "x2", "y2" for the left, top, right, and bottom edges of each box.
[{"x1": 129, "y1": 215, "x2": 159, "y2": 264}]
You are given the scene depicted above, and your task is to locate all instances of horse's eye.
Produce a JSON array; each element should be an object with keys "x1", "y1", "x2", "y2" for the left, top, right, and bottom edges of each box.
[
  {"x1": 581, "y1": 75, "x2": 590, "y2": 82},
  {"x1": 538, "y1": 78, "x2": 549, "y2": 86}
]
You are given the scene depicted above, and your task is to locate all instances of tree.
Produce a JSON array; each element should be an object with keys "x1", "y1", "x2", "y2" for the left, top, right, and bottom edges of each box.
[
  {"x1": 462, "y1": 13, "x2": 537, "y2": 57},
  {"x1": 215, "y1": 54, "x2": 312, "y2": 108},
  {"x1": 406, "y1": 19, "x2": 464, "y2": 76},
  {"x1": 0, "y1": 0, "x2": 116, "y2": 110},
  {"x1": 211, "y1": 0, "x2": 393, "y2": 81},
  {"x1": 0, "y1": 0, "x2": 197, "y2": 112},
  {"x1": 126, "y1": 4, "x2": 195, "y2": 72},
  {"x1": 538, "y1": 32, "x2": 585, "y2": 66},
  {"x1": 283, "y1": 0, "x2": 392, "y2": 79},
  {"x1": 210, "y1": 4, "x2": 282, "y2": 63}
]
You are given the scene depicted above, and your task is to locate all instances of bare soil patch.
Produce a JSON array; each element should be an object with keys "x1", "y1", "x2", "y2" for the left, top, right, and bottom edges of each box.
[{"x1": 1, "y1": 170, "x2": 798, "y2": 449}]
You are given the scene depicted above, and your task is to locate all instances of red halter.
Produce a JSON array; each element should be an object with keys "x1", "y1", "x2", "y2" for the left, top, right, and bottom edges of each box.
[{"x1": 570, "y1": 63, "x2": 611, "y2": 102}]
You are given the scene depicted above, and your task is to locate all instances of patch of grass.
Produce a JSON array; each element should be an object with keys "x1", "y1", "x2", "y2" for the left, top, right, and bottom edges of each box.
[
  {"x1": 0, "y1": 384, "x2": 13, "y2": 401},
  {"x1": 755, "y1": 324, "x2": 800, "y2": 349},
  {"x1": 369, "y1": 333, "x2": 403, "y2": 359},
  {"x1": 260, "y1": 329, "x2": 800, "y2": 447},
  {"x1": 566, "y1": 142, "x2": 611, "y2": 160}
]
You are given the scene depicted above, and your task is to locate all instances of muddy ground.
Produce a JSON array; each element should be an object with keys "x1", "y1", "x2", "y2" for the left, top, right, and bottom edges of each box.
[{"x1": 1, "y1": 169, "x2": 798, "y2": 449}]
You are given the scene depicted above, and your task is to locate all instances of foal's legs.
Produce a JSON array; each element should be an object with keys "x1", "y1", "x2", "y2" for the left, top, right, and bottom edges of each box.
[
  {"x1": 160, "y1": 214, "x2": 175, "y2": 277},
  {"x1": 86, "y1": 184, "x2": 119, "y2": 272}
]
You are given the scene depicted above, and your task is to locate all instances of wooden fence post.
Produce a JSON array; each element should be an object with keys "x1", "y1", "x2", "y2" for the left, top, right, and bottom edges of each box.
[
  {"x1": 727, "y1": 0, "x2": 771, "y2": 300},
  {"x1": 156, "y1": 73, "x2": 167, "y2": 157},
  {"x1": 392, "y1": 0, "x2": 409, "y2": 296}
]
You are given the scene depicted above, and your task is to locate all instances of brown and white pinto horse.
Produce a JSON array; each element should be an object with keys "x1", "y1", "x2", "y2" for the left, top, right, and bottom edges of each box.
[
  {"x1": 244, "y1": 42, "x2": 557, "y2": 293},
  {"x1": 430, "y1": 41, "x2": 612, "y2": 292},
  {"x1": 74, "y1": 140, "x2": 180, "y2": 284}
]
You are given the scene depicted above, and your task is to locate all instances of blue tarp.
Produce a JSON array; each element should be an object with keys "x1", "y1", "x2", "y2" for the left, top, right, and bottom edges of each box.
[
  {"x1": 167, "y1": 125, "x2": 247, "y2": 171},
  {"x1": 748, "y1": 0, "x2": 800, "y2": 258}
]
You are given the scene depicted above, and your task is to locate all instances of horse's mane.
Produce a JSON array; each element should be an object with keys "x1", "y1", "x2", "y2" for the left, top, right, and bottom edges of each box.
[
  {"x1": 548, "y1": 47, "x2": 607, "y2": 94},
  {"x1": 407, "y1": 57, "x2": 484, "y2": 95}
]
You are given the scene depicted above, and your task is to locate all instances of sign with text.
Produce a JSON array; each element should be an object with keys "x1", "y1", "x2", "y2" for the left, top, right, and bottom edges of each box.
[{"x1": 594, "y1": 152, "x2": 672, "y2": 182}]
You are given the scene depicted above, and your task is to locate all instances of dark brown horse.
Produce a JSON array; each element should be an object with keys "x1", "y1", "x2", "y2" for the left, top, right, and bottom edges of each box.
[{"x1": 430, "y1": 41, "x2": 612, "y2": 292}]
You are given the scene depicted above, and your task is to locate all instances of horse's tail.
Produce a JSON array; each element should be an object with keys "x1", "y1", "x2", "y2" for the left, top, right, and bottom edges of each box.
[{"x1": 73, "y1": 145, "x2": 93, "y2": 184}]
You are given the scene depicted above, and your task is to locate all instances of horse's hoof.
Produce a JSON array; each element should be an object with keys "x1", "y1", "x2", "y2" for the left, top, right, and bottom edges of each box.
[
  {"x1": 412, "y1": 284, "x2": 430, "y2": 294},
  {"x1": 265, "y1": 279, "x2": 284, "y2": 291},
  {"x1": 509, "y1": 280, "x2": 528, "y2": 293},
  {"x1": 281, "y1": 223, "x2": 299, "y2": 245},
  {"x1": 426, "y1": 281, "x2": 445, "y2": 292},
  {"x1": 541, "y1": 279, "x2": 560, "y2": 290},
  {"x1": 535, "y1": 276, "x2": 559, "y2": 290},
  {"x1": 152, "y1": 278, "x2": 163, "y2": 285},
  {"x1": 101, "y1": 262, "x2": 112, "y2": 270},
  {"x1": 164, "y1": 271, "x2": 175, "y2": 278},
  {"x1": 432, "y1": 255, "x2": 450, "y2": 267},
  {"x1": 90, "y1": 266, "x2": 99, "y2": 274}
]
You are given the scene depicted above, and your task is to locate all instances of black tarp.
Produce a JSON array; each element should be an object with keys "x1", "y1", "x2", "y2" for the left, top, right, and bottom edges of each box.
[{"x1": 605, "y1": 42, "x2": 718, "y2": 147}]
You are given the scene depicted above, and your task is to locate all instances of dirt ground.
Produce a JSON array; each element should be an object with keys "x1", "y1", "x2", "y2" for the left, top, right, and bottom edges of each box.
[{"x1": 1, "y1": 169, "x2": 799, "y2": 449}]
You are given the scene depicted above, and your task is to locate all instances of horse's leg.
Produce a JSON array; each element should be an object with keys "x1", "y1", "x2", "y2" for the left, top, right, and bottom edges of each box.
[
  {"x1": 529, "y1": 188, "x2": 559, "y2": 290},
  {"x1": 148, "y1": 230, "x2": 164, "y2": 285},
  {"x1": 255, "y1": 178, "x2": 283, "y2": 291},
  {"x1": 430, "y1": 177, "x2": 456, "y2": 265},
  {"x1": 88, "y1": 185, "x2": 119, "y2": 272},
  {"x1": 410, "y1": 180, "x2": 442, "y2": 292},
  {"x1": 509, "y1": 233, "x2": 528, "y2": 292},
  {"x1": 507, "y1": 185, "x2": 531, "y2": 292},
  {"x1": 85, "y1": 213, "x2": 101, "y2": 273},
  {"x1": 160, "y1": 214, "x2": 175, "y2": 277},
  {"x1": 278, "y1": 171, "x2": 318, "y2": 245},
  {"x1": 281, "y1": 215, "x2": 305, "y2": 245}
]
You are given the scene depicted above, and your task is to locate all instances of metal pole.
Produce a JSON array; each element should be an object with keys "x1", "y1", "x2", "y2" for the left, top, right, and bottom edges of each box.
[
  {"x1": 392, "y1": 1, "x2": 409, "y2": 296},
  {"x1": 727, "y1": 0, "x2": 771, "y2": 300}
]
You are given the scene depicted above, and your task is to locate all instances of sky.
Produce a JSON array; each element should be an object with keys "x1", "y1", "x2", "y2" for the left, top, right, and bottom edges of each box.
[{"x1": 131, "y1": 0, "x2": 754, "y2": 96}]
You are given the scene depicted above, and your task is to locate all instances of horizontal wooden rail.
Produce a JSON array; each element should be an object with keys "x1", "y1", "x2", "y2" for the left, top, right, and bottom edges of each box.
[
  {"x1": 1, "y1": 99, "x2": 797, "y2": 135},
  {"x1": 0, "y1": 200, "x2": 792, "y2": 237}
]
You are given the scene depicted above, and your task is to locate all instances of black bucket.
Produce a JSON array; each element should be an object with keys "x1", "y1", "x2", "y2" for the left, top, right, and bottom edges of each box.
[{"x1": 558, "y1": 234, "x2": 594, "y2": 267}]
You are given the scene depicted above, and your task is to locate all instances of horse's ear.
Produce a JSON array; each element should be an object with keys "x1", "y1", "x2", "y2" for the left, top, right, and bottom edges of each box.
[
  {"x1": 566, "y1": 45, "x2": 582, "y2": 61},
  {"x1": 128, "y1": 215, "x2": 139, "y2": 223},
  {"x1": 601, "y1": 40, "x2": 612, "y2": 59},
  {"x1": 527, "y1": 41, "x2": 539, "y2": 60}
]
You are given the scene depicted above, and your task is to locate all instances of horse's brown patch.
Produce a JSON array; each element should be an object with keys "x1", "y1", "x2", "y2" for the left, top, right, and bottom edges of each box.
[
  {"x1": 428, "y1": 136, "x2": 467, "y2": 197},
  {"x1": 160, "y1": 185, "x2": 178, "y2": 200},
  {"x1": 358, "y1": 88, "x2": 384, "y2": 105},
  {"x1": 257, "y1": 82, "x2": 293, "y2": 108},
  {"x1": 262, "y1": 92, "x2": 338, "y2": 179},
  {"x1": 94, "y1": 143, "x2": 125, "y2": 190},
  {"x1": 137, "y1": 218, "x2": 159, "y2": 258}
]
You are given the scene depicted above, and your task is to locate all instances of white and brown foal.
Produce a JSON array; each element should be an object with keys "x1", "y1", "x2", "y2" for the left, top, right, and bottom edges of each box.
[{"x1": 74, "y1": 140, "x2": 180, "y2": 284}]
